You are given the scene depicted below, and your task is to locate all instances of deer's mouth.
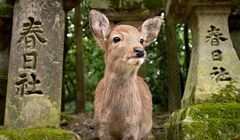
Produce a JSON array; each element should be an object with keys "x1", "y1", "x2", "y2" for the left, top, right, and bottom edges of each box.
[{"x1": 126, "y1": 56, "x2": 145, "y2": 65}]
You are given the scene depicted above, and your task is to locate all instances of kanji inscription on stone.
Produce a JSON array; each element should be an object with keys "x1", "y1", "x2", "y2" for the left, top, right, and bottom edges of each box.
[
  {"x1": 17, "y1": 16, "x2": 47, "y2": 47},
  {"x1": 15, "y1": 70, "x2": 42, "y2": 97},
  {"x1": 15, "y1": 16, "x2": 47, "y2": 97},
  {"x1": 206, "y1": 25, "x2": 227, "y2": 46},
  {"x1": 212, "y1": 49, "x2": 222, "y2": 61},
  {"x1": 210, "y1": 66, "x2": 231, "y2": 82}
]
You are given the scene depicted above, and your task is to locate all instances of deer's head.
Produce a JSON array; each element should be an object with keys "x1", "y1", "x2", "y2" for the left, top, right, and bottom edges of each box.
[{"x1": 89, "y1": 10, "x2": 163, "y2": 75}]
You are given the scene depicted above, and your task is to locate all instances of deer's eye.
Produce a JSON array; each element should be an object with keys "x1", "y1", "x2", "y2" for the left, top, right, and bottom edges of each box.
[
  {"x1": 113, "y1": 37, "x2": 121, "y2": 43},
  {"x1": 140, "y1": 39, "x2": 144, "y2": 44}
]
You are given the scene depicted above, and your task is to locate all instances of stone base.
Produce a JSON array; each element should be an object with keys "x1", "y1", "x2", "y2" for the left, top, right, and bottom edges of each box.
[
  {"x1": 165, "y1": 103, "x2": 240, "y2": 140},
  {"x1": 0, "y1": 128, "x2": 80, "y2": 140}
]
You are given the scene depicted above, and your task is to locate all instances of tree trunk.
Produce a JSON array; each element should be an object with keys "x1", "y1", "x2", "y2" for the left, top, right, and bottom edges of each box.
[
  {"x1": 0, "y1": 17, "x2": 12, "y2": 125},
  {"x1": 180, "y1": 24, "x2": 191, "y2": 95},
  {"x1": 184, "y1": 24, "x2": 190, "y2": 77},
  {"x1": 165, "y1": 17, "x2": 182, "y2": 112},
  {"x1": 61, "y1": 17, "x2": 70, "y2": 112},
  {"x1": 74, "y1": 3, "x2": 85, "y2": 113}
]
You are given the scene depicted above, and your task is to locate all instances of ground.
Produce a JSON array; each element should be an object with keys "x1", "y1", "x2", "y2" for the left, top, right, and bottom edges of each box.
[{"x1": 61, "y1": 112, "x2": 170, "y2": 140}]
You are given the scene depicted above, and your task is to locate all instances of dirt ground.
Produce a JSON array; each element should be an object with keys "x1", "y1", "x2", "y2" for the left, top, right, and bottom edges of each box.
[{"x1": 61, "y1": 112, "x2": 170, "y2": 140}]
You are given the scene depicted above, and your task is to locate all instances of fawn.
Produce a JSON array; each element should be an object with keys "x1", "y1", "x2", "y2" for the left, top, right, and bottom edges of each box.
[{"x1": 89, "y1": 10, "x2": 163, "y2": 140}]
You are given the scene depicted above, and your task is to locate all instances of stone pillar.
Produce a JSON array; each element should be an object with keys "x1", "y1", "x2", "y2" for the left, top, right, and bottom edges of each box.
[
  {"x1": 4, "y1": 0, "x2": 65, "y2": 129},
  {"x1": 182, "y1": 6, "x2": 240, "y2": 107},
  {"x1": 165, "y1": 1, "x2": 240, "y2": 139}
]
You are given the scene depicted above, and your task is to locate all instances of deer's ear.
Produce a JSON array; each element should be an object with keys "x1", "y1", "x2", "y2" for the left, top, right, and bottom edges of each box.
[
  {"x1": 140, "y1": 16, "x2": 163, "y2": 46},
  {"x1": 89, "y1": 10, "x2": 110, "y2": 50}
]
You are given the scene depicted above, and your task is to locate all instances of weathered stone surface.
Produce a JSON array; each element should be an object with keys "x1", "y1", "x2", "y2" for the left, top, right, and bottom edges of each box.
[
  {"x1": 89, "y1": 0, "x2": 162, "y2": 21},
  {"x1": 4, "y1": 0, "x2": 65, "y2": 129},
  {"x1": 0, "y1": 128, "x2": 81, "y2": 140},
  {"x1": 165, "y1": 103, "x2": 240, "y2": 140},
  {"x1": 165, "y1": 0, "x2": 240, "y2": 23},
  {"x1": 181, "y1": 6, "x2": 240, "y2": 107},
  {"x1": 90, "y1": 0, "x2": 163, "y2": 10}
]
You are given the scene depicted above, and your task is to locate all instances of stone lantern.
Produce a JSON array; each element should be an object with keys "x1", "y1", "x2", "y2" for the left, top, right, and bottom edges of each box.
[{"x1": 165, "y1": 0, "x2": 240, "y2": 139}]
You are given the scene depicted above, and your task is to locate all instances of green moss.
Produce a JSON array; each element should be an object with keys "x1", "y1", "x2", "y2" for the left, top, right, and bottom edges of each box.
[
  {"x1": 165, "y1": 103, "x2": 240, "y2": 140},
  {"x1": 0, "y1": 128, "x2": 80, "y2": 140},
  {"x1": 5, "y1": 96, "x2": 60, "y2": 129},
  {"x1": 188, "y1": 102, "x2": 240, "y2": 120},
  {"x1": 190, "y1": 86, "x2": 196, "y2": 104},
  {"x1": 211, "y1": 83, "x2": 240, "y2": 103},
  {"x1": 109, "y1": 0, "x2": 120, "y2": 9},
  {"x1": 0, "y1": 3, "x2": 13, "y2": 18},
  {"x1": 60, "y1": 113, "x2": 77, "y2": 125},
  {"x1": 109, "y1": 0, "x2": 142, "y2": 10},
  {"x1": 143, "y1": 0, "x2": 163, "y2": 9},
  {"x1": 182, "y1": 86, "x2": 196, "y2": 107}
]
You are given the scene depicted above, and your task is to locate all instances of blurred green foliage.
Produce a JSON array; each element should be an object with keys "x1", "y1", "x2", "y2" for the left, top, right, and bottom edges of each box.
[
  {"x1": 64, "y1": 0, "x2": 104, "y2": 112},
  {"x1": 63, "y1": 0, "x2": 190, "y2": 113}
]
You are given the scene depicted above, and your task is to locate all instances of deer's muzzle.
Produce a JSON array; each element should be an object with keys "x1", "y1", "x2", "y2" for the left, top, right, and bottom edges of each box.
[{"x1": 133, "y1": 47, "x2": 145, "y2": 58}]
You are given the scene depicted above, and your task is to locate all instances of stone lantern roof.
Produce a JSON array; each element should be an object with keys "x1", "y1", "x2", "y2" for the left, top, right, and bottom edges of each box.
[
  {"x1": 89, "y1": 0, "x2": 164, "y2": 21},
  {"x1": 165, "y1": 0, "x2": 240, "y2": 22}
]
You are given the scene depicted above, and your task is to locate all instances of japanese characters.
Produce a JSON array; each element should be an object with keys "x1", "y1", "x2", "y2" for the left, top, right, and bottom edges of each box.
[
  {"x1": 206, "y1": 25, "x2": 231, "y2": 82},
  {"x1": 15, "y1": 17, "x2": 47, "y2": 97}
]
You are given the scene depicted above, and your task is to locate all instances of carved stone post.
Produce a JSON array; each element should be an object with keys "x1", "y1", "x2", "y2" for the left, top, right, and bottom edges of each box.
[
  {"x1": 4, "y1": 0, "x2": 65, "y2": 129},
  {"x1": 182, "y1": 6, "x2": 240, "y2": 107},
  {"x1": 165, "y1": 1, "x2": 240, "y2": 139}
]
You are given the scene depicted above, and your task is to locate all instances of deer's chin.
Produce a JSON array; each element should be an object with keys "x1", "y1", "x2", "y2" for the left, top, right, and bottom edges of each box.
[{"x1": 126, "y1": 57, "x2": 144, "y2": 66}]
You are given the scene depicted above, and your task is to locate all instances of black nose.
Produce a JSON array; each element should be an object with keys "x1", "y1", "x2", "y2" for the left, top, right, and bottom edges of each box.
[{"x1": 133, "y1": 47, "x2": 145, "y2": 58}]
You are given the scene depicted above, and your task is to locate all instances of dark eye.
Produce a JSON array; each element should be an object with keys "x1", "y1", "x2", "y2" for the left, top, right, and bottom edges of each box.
[
  {"x1": 140, "y1": 39, "x2": 144, "y2": 44},
  {"x1": 113, "y1": 37, "x2": 121, "y2": 43}
]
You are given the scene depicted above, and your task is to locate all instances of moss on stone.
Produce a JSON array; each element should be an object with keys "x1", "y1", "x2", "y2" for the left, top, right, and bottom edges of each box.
[
  {"x1": 0, "y1": 128, "x2": 80, "y2": 140},
  {"x1": 182, "y1": 86, "x2": 196, "y2": 108},
  {"x1": 109, "y1": 0, "x2": 120, "y2": 10},
  {"x1": 143, "y1": 0, "x2": 163, "y2": 9},
  {"x1": 5, "y1": 96, "x2": 61, "y2": 130},
  {"x1": 190, "y1": 86, "x2": 196, "y2": 105},
  {"x1": 188, "y1": 102, "x2": 240, "y2": 120},
  {"x1": 0, "y1": 3, "x2": 13, "y2": 18},
  {"x1": 211, "y1": 83, "x2": 240, "y2": 103},
  {"x1": 109, "y1": 0, "x2": 142, "y2": 10},
  {"x1": 165, "y1": 103, "x2": 240, "y2": 140}
]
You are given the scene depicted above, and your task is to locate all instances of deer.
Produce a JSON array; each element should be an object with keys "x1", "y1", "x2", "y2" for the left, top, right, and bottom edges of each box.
[{"x1": 89, "y1": 10, "x2": 163, "y2": 140}]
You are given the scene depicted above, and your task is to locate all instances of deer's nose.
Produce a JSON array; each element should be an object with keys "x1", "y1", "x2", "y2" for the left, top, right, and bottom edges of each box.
[{"x1": 133, "y1": 47, "x2": 145, "y2": 58}]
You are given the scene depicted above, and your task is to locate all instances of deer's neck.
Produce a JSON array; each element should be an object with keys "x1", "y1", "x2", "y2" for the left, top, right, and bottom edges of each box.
[
  {"x1": 104, "y1": 65, "x2": 139, "y2": 87},
  {"x1": 104, "y1": 66, "x2": 141, "y2": 97},
  {"x1": 103, "y1": 66, "x2": 141, "y2": 117}
]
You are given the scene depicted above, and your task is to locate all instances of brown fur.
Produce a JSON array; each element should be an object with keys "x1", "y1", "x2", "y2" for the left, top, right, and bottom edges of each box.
[{"x1": 89, "y1": 10, "x2": 163, "y2": 140}]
